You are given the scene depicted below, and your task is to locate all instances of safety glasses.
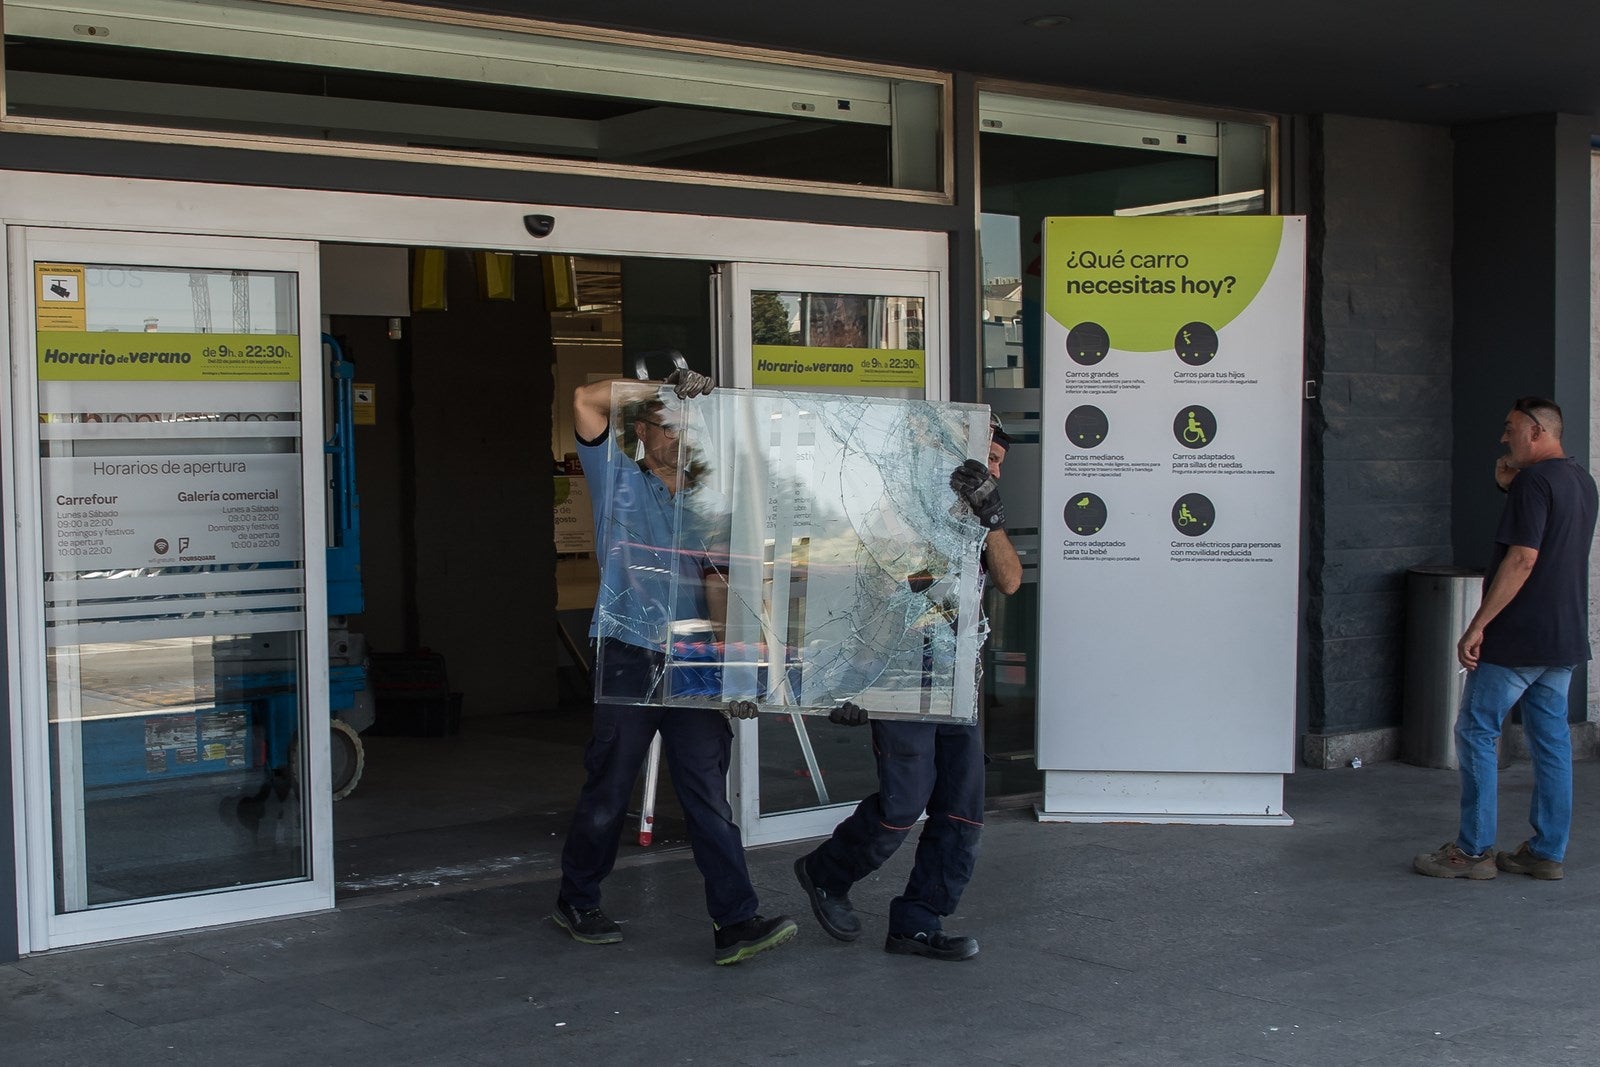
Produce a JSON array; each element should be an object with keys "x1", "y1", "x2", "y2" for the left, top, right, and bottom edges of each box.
[{"x1": 1512, "y1": 397, "x2": 1547, "y2": 431}]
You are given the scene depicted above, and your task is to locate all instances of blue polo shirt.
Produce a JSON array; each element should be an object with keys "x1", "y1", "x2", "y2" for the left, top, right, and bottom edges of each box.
[{"x1": 577, "y1": 426, "x2": 721, "y2": 652}]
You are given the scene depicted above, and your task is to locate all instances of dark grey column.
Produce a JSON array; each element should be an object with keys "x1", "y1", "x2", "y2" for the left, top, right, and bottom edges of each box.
[
  {"x1": 1451, "y1": 113, "x2": 1592, "y2": 722},
  {"x1": 1303, "y1": 116, "x2": 1456, "y2": 765},
  {"x1": 949, "y1": 73, "x2": 982, "y2": 404}
]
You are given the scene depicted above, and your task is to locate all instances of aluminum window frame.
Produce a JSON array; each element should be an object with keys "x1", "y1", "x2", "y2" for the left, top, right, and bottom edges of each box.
[
  {"x1": 973, "y1": 78, "x2": 1281, "y2": 215},
  {"x1": 0, "y1": 0, "x2": 954, "y2": 204}
]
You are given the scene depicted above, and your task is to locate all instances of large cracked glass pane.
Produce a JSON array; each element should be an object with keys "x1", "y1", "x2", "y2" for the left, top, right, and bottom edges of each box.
[{"x1": 590, "y1": 384, "x2": 989, "y2": 723}]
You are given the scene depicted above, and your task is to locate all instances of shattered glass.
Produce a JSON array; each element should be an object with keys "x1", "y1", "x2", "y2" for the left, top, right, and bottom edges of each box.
[{"x1": 590, "y1": 384, "x2": 990, "y2": 723}]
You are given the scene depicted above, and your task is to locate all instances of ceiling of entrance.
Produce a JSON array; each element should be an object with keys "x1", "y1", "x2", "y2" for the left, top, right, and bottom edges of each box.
[{"x1": 431, "y1": 1, "x2": 1600, "y2": 133}]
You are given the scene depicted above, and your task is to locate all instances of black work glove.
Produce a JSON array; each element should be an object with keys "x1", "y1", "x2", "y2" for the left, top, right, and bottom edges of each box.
[
  {"x1": 828, "y1": 702, "x2": 868, "y2": 727},
  {"x1": 950, "y1": 459, "x2": 1005, "y2": 529},
  {"x1": 664, "y1": 368, "x2": 714, "y2": 398},
  {"x1": 725, "y1": 699, "x2": 759, "y2": 720}
]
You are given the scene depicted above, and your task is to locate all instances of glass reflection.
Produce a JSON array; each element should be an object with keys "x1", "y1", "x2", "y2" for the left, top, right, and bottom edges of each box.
[
  {"x1": 750, "y1": 290, "x2": 927, "y2": 400},
  {"x1": 4, "y1": 0, "x2": 944, "y2": 191},
  {"x1": 51, "y1": 632, "x2": 307, "y2": 908},
  {"x1": 752, "y1": 291, "x2": 925, "y2": 351},
  {"x1": 36, "y1": 261, "x2": 309, "y2": 911},
  {"x1": 591, "y1": 386, "x2": 989, "y2": 725}
]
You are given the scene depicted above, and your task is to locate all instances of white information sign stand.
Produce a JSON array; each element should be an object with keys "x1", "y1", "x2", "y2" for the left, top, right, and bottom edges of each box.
[{"x1": 1035, "y1": 216, "x2": 1305, "y2": 825}]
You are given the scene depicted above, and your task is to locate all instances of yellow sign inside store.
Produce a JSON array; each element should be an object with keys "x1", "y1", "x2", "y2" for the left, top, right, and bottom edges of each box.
[
  {"x1": 37, "y1": 332, "x2": 300, "y2": 382},
  {"x1": 35, "y1": 263, "x2": 86, "y2": 331},
  {"x1": 751, "y1": 344, "x2": 924, "y2": 389},
  {"x1": 354, "y1": 382, "x2": 377, "y2": 425}
]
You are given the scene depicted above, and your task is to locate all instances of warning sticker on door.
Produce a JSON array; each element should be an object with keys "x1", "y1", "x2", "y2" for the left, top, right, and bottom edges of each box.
[{"x1": 36, "y1": 263, "x2": 86, "y2": 331}]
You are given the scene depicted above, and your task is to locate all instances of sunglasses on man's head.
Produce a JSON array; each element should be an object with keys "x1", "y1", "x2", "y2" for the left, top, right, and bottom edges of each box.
[{"x1": 1513, "y1": 398, "x2": 1545, "y2": 430}]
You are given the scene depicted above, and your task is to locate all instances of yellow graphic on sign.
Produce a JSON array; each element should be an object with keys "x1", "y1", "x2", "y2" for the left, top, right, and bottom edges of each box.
[
  {"x1": 37, "y1": 332, "x2": 300, "y2": 382},
  {"x1": 1043, "y1": 216, "x2": 1284, "y2": 351},
  {"x1": 752, "y1": 344, "x2": 923, "y2": 389},
  {"x1": 35, "y1": 263, "x2": 86, "y2": 331}
]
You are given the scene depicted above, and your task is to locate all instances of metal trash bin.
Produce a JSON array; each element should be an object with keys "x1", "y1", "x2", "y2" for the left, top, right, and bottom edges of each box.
[{"x1": 1402, "y1": 565, "x2": 1483, "y2": 768}]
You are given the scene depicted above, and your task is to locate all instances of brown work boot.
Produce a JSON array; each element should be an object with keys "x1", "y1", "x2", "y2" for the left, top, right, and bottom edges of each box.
[
  {"x1": 1495, "y1": 841, "x2": 1564, "y2": 880},
  {"x1": 1413, "y1": 841, "x2": 1496, "y2": 879}
]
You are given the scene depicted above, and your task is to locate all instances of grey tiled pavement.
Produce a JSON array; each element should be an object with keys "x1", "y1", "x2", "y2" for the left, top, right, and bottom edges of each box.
[{"x1": 5, "y1": 759, "x2": 1600, "y2": 1066}]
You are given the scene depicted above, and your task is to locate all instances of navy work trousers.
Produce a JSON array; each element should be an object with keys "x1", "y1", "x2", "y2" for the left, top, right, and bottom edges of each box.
[
  {"x1": 808, "y1": 718, "x2": 984, "y2": 936},
  {"x1": 558, "y1": 640, "x2": 758, "y2": 927}
]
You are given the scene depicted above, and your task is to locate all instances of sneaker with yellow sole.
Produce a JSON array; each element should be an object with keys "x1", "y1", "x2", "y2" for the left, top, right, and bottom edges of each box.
[{"x1": 712, "y1": 914, "x2": 798, "y2": 965}]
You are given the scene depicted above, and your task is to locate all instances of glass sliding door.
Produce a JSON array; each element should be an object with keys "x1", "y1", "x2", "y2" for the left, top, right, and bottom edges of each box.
[
  {"x1": 0, "y1": 172, "x2": 956, "y2": 946},
  {"x1": 723, "y1": 263, "x2": 946, "y2": 844},
  {"x1": 10, "y1": 229, "x2": 331, "y2": 949}
]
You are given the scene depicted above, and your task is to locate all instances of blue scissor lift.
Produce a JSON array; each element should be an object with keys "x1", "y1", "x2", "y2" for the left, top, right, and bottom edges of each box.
[
  {"x1": 207, "y1": 333, "x2": 372, "y2": 803},
  {"x1": 79, "y1": 334, "x2": 371, "y2": 810},
  {"x1": 322, "y1": 333, "x2": 372, "y2": 799}
]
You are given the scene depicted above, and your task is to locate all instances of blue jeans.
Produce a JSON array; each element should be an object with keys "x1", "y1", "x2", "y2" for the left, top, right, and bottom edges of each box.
[
  {"x1": 1455, "y1": 662, "x2": 1575, "y2": 861},
  {"x1": 559, "y1": 641, "x2": 759, "y2": 926},
  {"x1": 808, "y1": 719, "x2": 984, "y2": 936}
]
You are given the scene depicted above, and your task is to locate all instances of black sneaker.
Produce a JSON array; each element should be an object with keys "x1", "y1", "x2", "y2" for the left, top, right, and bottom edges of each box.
[
  {"x1": 551, "y1": 898, "x2": 622, "y2": 945},
  {"x1": 885, "y1": 930, "x2": 979, "y2": 961},
  {"x1": 712, "y1": 913, "x2": 798, "y2": 965},
  {"x1": 794, "y1": 855, "x2": 861, "y2": 942}
]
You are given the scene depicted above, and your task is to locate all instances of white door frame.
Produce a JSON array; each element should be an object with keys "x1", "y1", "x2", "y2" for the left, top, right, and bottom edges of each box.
[
  {"x1": 0, "y1": 171, "x2": 950, "y2": 270},
  {"x1": 719, "y1": 261, "x2": 946, "y2": 845},
  {"x1": 5, "y1": 227, "x2": 329, "y2": 951},
  {"x1": 0, "y1": 171, "x2": 949, "y2": 950}
]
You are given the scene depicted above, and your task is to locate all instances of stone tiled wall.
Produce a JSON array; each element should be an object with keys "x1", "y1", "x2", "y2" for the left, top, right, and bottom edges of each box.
[
  {"x1": 1309, "y1": 117, "x2": 1456, "y2": 737},
  {"x1": 1590, "y1": 151, "x2": 1599, "y2": 720}
]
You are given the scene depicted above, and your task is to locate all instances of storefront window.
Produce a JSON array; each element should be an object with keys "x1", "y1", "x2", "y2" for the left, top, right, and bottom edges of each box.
[
  {"x1": 980, "y1": 92, "x2": 1272, "y2": 391},
  {"x1": 2, "y1": 0, "x2": 945, "y2": 194},
  {"x1": 976, "y1": 89, "x2": 1274, "y2": 788}
]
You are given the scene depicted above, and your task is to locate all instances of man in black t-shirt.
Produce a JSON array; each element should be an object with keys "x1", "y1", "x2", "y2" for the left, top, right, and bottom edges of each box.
[{"x1": 1415, "y1": 396, "x2": 1598, "y2": 882}]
